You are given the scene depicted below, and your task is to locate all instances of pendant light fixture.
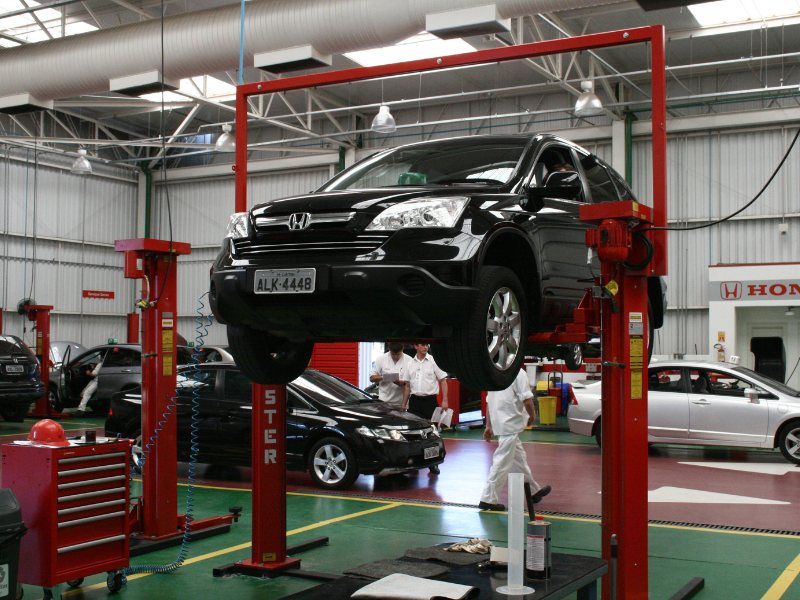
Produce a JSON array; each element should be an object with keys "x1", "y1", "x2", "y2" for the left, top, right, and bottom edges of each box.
[
  {"x1": 215, "y1": 123, "x2": 236, "y2": 152},
  {"x1": 70, "y1": 149, "x2": 92, "y2": 175}
]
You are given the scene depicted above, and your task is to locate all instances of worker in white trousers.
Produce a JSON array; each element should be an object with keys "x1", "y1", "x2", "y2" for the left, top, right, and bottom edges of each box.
[
  {"x1": 75, "y1": 361, "x2": 101, "y2": 417},
  {"x1": 479, "y1": 368, "x2": 551, "y2": 511}
]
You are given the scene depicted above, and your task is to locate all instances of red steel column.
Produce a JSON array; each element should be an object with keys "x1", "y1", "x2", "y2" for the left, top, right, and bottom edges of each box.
[
  {"x1": 138, "y1": 251, "x2": 179, "y2": 539},
  {"x1": 600, "y1": 269, "x2": 649, "y2": 600},
  {"x1": 237, "y1": 383, "x2": 299, "y2": 572},
  {"x1": 127, "y1": 313, "x2": 140, "y2": 344}
]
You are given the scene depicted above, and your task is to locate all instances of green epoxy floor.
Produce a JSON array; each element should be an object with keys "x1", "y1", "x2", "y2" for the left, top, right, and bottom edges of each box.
[
  {"x1": 4, "y1": 415, "x2": 799, "y2": 599},
  {"x1": 25, "y1": 481, "x2": 800, "y2": 600}
]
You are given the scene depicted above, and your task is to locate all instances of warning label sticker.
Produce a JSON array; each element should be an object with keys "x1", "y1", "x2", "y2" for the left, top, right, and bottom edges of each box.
[{"x1": 631, "y1": 370, "x2": 643, "y2": 399}]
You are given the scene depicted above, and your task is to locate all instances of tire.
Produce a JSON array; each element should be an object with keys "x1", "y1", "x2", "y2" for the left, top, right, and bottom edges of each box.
[
  {"x1": 648, "y1": 301, "x2": 655, "y2": 365},
  {"x1": 107, "y1": 573, "x2": 125, "y2": 593},
  {"x1": 429, "y1": 342, "x2": 456, "y2": 376},
  {"x1": 594, "y1": 418, "x2": 602, "y2": 447},
  {"x1": 307, "y1": 436, "x2": 359, "y2": 490},
  {"x1": 227, "y1": 326, "x2": 314, "y2": 385},
  {"x1": 446, "y1": 266, "x2": 528, "y2": 391},
  {"x1": 0, "y1": 404, "x2": 29, "y2": 423},
  {"x1": 777, "y1": 422, "x2": 800, "y2": 464},
  {"x1": 564, "y1": 343, "x2": 583, "y2": 371},
  {"x1": 49, "y1": 389, "x2": 64, "y2": 413},
  {"x1": 66, "y1": 579, "x2": 84, "y2": 588}
]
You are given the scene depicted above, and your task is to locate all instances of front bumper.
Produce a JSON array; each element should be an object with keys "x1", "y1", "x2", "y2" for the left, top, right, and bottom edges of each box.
[
  {"x1": 210, "y1": 263, "x2": 478, "y2": 339},
  {"x1": 352, "y1": 435, "x2": 446, "y2": 475}
]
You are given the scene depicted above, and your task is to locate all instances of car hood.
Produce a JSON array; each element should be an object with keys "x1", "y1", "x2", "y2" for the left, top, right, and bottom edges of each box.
[
  {"x1": 323, "y1": 400, "x2": 430, "y2": 427},
  {"x1": 250, "y1": 188, "x2": 509, "y2": 217}
]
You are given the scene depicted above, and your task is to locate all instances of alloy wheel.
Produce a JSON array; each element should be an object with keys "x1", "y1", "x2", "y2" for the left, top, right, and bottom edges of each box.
[
  {"x1": 312, "y1": 443, "x2": 348, "y2": 485},
  {"x1": 485, "y1": 286, "x2": 522, "y2": 370}
]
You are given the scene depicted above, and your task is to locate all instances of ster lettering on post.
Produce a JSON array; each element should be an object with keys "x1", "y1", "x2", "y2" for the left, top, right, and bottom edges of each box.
[{"x1": 265, "y1": 449, "x2": 277, "y2": 464}]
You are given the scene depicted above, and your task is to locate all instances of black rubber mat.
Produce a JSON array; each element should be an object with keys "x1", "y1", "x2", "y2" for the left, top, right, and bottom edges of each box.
[{"x1": 344, "y1": 558, "x2": 449, "y2": 580}]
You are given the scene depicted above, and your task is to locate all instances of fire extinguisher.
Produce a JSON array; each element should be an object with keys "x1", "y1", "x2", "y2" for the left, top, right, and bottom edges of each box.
[{"x1": 714, "y1": 343, "x2": 725, "y2": 362}]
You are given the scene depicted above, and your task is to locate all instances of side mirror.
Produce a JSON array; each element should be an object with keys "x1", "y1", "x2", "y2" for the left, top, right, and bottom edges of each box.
[{"x1": 744, "y1": 388, "x2": 759, "y2": 403}]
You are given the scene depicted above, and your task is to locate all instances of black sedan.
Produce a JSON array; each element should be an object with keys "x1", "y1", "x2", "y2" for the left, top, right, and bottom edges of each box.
[
  {"x1": 0, "y1": 334, "x2": 45, "y2": 422},
  {"x1": 104, "y1": 362, "x2": 445, "y2": 490}
]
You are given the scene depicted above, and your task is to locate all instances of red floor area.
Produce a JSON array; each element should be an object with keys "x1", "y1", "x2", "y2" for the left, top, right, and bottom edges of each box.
[{"x1": 183, "y1": 437, "x2": 800, "y2": 533}]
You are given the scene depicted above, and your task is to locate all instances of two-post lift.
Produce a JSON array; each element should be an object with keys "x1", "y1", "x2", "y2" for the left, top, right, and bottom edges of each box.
[{"x1": 198, "y1": 25, "x2": 680, "y2": 600}]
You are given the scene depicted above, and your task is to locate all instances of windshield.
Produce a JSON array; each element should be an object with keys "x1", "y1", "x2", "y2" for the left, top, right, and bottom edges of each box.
[
  {"x1": 292, "y1": 370, "x2": 374, "y2": 406},
  {"x1": 0, "y1": 336, "x2": 33, "y2": 357},
  {"x1": 732, "y1": 366, "x2": 800, "y2": 396},
  {"x1": 320, "y1": 138, "x2": 530, "y2": 191}
]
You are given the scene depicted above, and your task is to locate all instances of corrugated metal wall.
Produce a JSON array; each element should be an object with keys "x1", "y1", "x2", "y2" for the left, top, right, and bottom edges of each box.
[
  {"x1": 1, "y1": 149, "x2": 137, "y2": 349},
  {"x1": 151, "y1": 167, "x2": 330, "y2": 346}
]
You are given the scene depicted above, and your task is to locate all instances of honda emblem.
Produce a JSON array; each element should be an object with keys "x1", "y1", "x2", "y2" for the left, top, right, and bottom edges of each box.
[{"x1": 288, "y1": 213, "x2": 311, "y2": 230}]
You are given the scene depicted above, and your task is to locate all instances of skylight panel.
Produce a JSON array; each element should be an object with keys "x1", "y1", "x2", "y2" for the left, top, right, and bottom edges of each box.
[
  {"x1": 345, "y1": 32, "x2": 475, "y2": 67},
  {"x1": 688, "y1": 0, "x2": 800, "y2": 26},
  {"x1": 139, "y1": 76, "x2": 236, "y2": 102},
  {"x1": 0, "y1": 0, "x2": 98, "y2": 41}
]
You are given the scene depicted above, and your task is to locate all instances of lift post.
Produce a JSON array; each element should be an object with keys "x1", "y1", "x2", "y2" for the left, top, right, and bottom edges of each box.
[
  {"x1": 115, "y1": 238, "x2": 233, "y2": 550},
  {"x1": 22, "y1": 304, "x2": 62, "y2": 418}
]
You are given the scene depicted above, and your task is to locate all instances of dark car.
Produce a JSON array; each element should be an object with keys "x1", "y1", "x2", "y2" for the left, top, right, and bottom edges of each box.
[
  {"x1": 210, "y1": 134, "x2": 666, "y2": 390},
  {"x1": 0, "y1": 334, "x2": 45, "y2": 422},
  {"x1": 104, "y1": 363, "x2": 445, "y2": 490},
  {"x1": 50, "y1": 343, "x2": 197, "y2": 413}
]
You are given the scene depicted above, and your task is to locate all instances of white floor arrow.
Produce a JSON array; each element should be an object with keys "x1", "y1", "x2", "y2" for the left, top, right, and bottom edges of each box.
[
  {"x1": 648, "y1": 486, "x2": 790, "y2": 504},
  {"x1": 678, "y1": 462, "x2": 800, "y2": 476}
]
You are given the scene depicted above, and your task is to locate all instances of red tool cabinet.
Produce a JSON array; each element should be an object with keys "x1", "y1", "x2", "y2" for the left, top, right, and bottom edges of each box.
[{"x1": 2, "y1": 440, "x2": 130, "y2": 588}]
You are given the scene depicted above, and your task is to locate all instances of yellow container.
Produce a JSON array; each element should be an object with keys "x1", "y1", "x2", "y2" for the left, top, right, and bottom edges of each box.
[{"x1": 538, "y1": 396, "x2": 557, "y2": 425}]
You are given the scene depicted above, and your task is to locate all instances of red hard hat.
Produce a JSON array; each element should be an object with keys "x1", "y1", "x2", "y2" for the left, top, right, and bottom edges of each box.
[{"x1": 28, "y1": 419, "x2": 71, "y2": 447}]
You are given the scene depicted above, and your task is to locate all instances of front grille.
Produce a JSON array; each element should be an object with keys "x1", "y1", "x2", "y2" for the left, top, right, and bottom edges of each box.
[
  {"x1": 402, "y1": 427, "x2": 436, "y2": 441},
  {"x1": 234, "y1": 233, "x2": 391, "y2": 258}
]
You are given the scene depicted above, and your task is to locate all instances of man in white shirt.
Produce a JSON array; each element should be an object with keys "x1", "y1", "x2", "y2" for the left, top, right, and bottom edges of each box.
[
  {"x1": 369, "y1": 343, "x2": 412, "y2": 409},
  {"x1": 401, "y1": 343, "x2": 449, "y2": 474},
  {"x1": 479, "y1": 368, "x2": 551, "y2": 511}
]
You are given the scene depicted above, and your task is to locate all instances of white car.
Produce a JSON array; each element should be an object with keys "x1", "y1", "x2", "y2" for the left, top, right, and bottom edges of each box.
[{"x1": 567, "y1": 360, "x2": 800, "y2": 464}]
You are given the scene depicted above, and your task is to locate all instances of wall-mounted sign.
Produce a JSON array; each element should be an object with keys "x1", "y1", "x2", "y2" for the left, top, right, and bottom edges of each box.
[
  {"x1": 711, "y1": 280, "x2": 800, "y2": 302},
  {"x1": 83, "y1": 290, "x2": 114, "y2": 299}
]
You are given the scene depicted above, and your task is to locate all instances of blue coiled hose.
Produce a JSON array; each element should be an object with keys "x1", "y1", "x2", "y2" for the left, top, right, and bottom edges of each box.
[{"x1": 123, "y1": 294, "x2": 212, "y2": 576}]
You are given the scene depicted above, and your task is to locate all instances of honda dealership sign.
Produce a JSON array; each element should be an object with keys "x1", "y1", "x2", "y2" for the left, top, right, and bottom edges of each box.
[{"x1": 711, "y1": 280, "x2": 800, "y2": 301}]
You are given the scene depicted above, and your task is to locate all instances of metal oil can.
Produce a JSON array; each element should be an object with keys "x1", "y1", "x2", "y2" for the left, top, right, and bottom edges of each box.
[{"x1": 526, "y1": 516, "x2": 552, "y2": 579}]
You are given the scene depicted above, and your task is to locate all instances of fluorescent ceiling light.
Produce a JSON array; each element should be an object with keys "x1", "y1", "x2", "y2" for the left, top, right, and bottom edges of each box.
[
  {"x1": 0, "y1": 0, "x2": 98, "y2": 42},
  {"x1": 140, "y1": 76, "x2": 236, "y2": 103},
  {"x1": 345, "y1": 32, "x2": 475, "y2": 67},
  {"x1": 688, "y1": 0, "x2": 800, "y2": 27}
]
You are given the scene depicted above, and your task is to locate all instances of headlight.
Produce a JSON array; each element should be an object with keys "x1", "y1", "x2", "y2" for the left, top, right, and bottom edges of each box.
[
  {"x1": 365, "y1": 197, "x2": 469, "y2": 231},
  {"x1": 226, "y1": 212, "x2": 252, "y2": 239},
  {"x1": 356, "y1": 426, "x2": 406, "y2": 441}
]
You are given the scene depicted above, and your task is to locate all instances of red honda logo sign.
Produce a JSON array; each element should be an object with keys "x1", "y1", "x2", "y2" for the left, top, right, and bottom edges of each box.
[{"x1": 720, "y1": 282, "x2": 742, "y2": 300}]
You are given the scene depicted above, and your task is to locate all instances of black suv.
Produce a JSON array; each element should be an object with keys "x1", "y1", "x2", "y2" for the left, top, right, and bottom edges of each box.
[
  {"x1": 0, "y1": 335, "x2": 44, "y2": 422},
  {"x1": 210, "y1": 134, "x2": 666, "y2": 390}
]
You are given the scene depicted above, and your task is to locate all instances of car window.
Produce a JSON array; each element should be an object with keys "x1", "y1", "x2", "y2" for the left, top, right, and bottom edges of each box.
[
  {"x1": 732, "y1": 366, "x2": 799, "y2": 397},
  {"x1": 647, "y1": 368, "x2": 684, "y2": 392},
  {"x1": 579, "y1": 154, "x2": 618, "y2": 203},
  {"x1": 224, "y1": 371, "x2": 252, "y2": 401},
  {"x1": 103, "y1": 347, "x2": 139, "y2": 368},
  {"x1": 74, "y1": 349, "x2": 106, "y2": 369},
  {"x1": 287, "y1": 390, "x2": 313, "y2": 411},
  {"x1": 608, "y1": 168, "x2": 635, "y2": 202},
  {"x1": 0, "y1": 336, "x2": 34, "y2": 358},
  {"x1": 179, "y1": 368, "x2": 217, "y2": 395},
  {"x1": 320, "y1": 139, "x2": 530, "y2": 190},
  {"x1": 291, "y1": 370, "x2": 373, "y2": 405},
  {"x1": 689, "y1": 369, "x2": 770, "y2": 397},
  {"x1": 529, "y1": 146, "x2": 582, "y2": 198}
]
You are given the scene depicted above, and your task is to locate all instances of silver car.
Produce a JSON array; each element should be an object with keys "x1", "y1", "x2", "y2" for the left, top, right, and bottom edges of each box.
[{"x1": 567, "y1": 360, "x2": 800, "y2": 464}]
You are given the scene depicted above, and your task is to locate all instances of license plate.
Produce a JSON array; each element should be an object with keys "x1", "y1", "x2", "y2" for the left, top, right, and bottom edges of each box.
[
  {"x1": 424, "y1": 446, "x2": 439, "y2": 460},
  {"x1": 254, "y1": 269, "x2": 316, "y2": 294},
  {"x1": 5, "y1": 365, "x2": 24, "y2": 373}
]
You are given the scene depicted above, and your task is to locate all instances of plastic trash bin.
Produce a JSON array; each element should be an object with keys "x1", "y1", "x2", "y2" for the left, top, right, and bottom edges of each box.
[
  {"x1": 538, "y1": 396, "x2": 557, "y2": 425},
  {"x1": 0, "y1": 489, "x2": 26, "y2": 600}
]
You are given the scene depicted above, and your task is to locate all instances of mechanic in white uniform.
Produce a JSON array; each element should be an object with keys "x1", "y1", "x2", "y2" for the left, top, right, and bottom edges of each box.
[
  {"x1": 369, "y1": 343, "x2": 413, "y2": 409},
  {"x1": 479, "y1": 368, "x2": 551, "y2": 511}
]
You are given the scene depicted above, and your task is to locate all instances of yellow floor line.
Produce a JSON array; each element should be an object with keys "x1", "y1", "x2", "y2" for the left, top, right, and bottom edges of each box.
[
  {"x1": 58, "y1": 501, "x2": 402, "y2": 597},
  {"x1": 760, "y1": 551, "x2": 800, "y2": 600}
]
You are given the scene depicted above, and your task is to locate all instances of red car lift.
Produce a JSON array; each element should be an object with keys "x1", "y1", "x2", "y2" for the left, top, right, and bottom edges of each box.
[
  {"x1": 115, "y1": 239, "x2": 233, "y2": 554},
  {"x1": 21, "y1": 304, "x2": 66, "y2": 419},
  {"x1": 217, "y1": 25, "x2": 704, "y2": 600}
]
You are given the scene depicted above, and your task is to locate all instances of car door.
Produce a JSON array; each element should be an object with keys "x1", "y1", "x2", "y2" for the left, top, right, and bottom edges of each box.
[
  {"x1": 97, "y1": 347, "x2": 140, "y2": 401},
  {"x1": 525, "y1": 143, "x2": 592, "y2": 326},
  {"x1": 287, "y1": 390, "x2": 316, "y2": 469},
  {"x1": 175, "y1": 367, "x2": 220, "y2": 460},
  {"x1": 65, "y1": 349, "x2": 106, "y2": 402},
  {"x1": 647, "y1": 367, "x2": 689, "y2": 439},
  {"x1": 687, "y1": 368, "x2": 770, "y2": 443},
  {"x1": 215, "y1": 369, "x2": 254, "y2": 464}
]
